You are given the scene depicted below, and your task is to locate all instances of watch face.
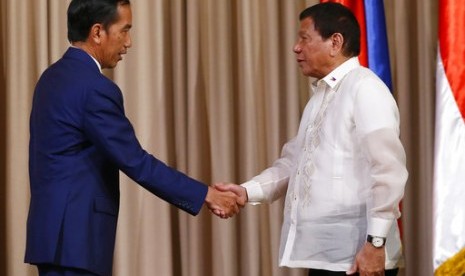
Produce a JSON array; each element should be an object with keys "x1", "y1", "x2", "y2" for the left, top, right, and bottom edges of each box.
[{"x1": 372, "y1": 237, "x2": 384, "y2": 247}]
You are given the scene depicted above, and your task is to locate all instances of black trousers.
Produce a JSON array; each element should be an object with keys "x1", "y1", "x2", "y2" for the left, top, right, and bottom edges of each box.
[
  {"x1": 37, "y1": 264, "x2": 99, "y2": 276},
  {"x1": 308, "y1": 268, "x2": 399, "y2": 276}
]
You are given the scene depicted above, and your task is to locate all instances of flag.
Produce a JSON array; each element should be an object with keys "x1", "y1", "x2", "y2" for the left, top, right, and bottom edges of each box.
[
  {"x1": 433, "y1": 0, "x2": 465, "y2": 274},
  {"x1": 320, "y1": 0, "x2": 392, "y2": 90}
]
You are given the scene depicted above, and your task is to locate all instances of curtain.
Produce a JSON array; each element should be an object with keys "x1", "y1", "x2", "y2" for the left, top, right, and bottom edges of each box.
[{"x1": 0, "y1": 0, "x2": 436, "y2": 275}]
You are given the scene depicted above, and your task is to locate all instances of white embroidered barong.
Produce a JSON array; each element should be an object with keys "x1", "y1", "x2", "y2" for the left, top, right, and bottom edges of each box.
[{"x1": 243, "y1": 58, "x2": 408, "y2": 271}]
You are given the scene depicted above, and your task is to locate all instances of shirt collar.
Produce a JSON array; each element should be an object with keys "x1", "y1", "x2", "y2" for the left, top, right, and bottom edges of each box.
[
  {"x1": 312, "y1": 57, "x2": 360, "y2": 90},
  {"x1": 89, "y1": 54, "x2": 102, "y2": 73}
]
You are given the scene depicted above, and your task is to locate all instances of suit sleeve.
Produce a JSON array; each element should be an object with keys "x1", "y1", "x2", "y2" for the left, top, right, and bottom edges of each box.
[{"x1": 83, "y1": 82, "x2": 208, "y2": 215}]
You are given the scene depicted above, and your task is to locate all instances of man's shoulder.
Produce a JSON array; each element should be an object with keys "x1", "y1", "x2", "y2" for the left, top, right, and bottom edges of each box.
[
  {"x1": 337, "y1": 67, "x2": 391, "y2": 101},
  {"x1": 36, "y1": 60, "x2": 120, "y2": 108},
  {"x1": 345, "y1": 67, "x2": 388, "y2": 89},
  {"x1": 347, "y1": 66, "x2": 378, "y2": 79},
  {"x1": 48, "y1": 52, "x2": 117, "y2": 88}
]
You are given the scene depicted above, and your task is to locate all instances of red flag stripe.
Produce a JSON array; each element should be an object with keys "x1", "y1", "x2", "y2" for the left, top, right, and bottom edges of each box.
[{"x1": 439, "y1": 0, "x2": 465, "y2": 120}]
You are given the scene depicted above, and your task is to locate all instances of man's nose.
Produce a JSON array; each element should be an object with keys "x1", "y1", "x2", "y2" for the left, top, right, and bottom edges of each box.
[{"x1": 126, "y1": 33, "x2": 132, "y2": 48}]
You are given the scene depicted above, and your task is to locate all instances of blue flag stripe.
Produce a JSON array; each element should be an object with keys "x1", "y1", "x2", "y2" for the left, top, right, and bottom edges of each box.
[{"x1": 364, "y1": 0, "x2": 392, "y2": 91}]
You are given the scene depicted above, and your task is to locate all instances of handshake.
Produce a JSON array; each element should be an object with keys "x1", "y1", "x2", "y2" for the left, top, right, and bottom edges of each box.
[{"x1": 205, "y1": 183, "x2": 248, "y2": 219}]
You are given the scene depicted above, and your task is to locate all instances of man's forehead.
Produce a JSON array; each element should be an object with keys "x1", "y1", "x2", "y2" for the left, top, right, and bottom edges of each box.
[
  {"x1": 113, "y1": 4, "x2": 132, "y2": 25},
  {"x1": 299, "y1": 17, "x2": 317, "y2": 33}
]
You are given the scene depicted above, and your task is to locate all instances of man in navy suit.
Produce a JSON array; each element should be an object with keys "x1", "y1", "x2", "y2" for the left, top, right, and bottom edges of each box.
[{"x1": 25, "y1": 0, "x2": 241, "y2": 275}]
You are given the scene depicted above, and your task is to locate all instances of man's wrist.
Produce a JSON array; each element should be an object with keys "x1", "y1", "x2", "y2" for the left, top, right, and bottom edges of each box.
[
  {"x1": 368, "y1": 217, "x2": 394, "y2": 237},
  {"x1": 241, "y1": 180, "x2": 263, "y2": 203}
]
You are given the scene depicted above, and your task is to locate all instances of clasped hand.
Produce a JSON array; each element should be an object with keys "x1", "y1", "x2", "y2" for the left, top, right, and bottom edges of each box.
[{"x1": 205, "y1": 183, "x2": 248, "y2": 219}]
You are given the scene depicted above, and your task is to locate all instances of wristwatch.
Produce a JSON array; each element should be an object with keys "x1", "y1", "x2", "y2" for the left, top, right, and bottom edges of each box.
[{"x1": 367, "y1": 235, "x2": 386, "y2": 248}]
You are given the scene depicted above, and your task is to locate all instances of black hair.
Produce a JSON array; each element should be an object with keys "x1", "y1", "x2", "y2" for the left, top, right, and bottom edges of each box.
[
  {"x1": 299, "y1": 2, "x2": 360, "y2": 57},
  {"x1": 67, "y1": 0, "x2": 130, "y2": 43}
]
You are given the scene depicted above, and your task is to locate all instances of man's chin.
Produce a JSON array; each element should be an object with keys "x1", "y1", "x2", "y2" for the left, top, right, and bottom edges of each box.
[
  {"x1": 103, "y1": 62, "x2": 119, "y2": 70},
  {"x1": 299, "y1": 69, "x2": 311, "y2": 77}
]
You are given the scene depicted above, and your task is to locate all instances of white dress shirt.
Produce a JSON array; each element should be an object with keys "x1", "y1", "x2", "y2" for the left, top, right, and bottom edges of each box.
[{"x1": 242, "y1": 57, "x2": 408, "y2": 271}]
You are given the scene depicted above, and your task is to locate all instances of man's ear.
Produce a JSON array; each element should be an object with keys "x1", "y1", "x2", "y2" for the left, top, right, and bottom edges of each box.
[
  {"x1": 89, "y1": 23, "x2": 104, "y2": 44},
  {"x1": 329, "y1": 33, "x2": 344, "y2": 57}
]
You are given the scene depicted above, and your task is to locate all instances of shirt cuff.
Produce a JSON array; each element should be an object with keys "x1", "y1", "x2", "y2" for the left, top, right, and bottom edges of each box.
[
  {"x1": 367, "y1": 217, "x2": 394, "y2": 237},
  {"x1": 241, "y1": 180, "x2": 264, "y2": 205}
]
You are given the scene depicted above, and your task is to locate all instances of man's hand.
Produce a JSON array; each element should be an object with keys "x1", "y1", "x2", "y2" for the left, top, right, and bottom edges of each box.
[
  {"x1": 346, "y1": 242, "x2": 385, "y2": 276},
  {"x1": 205, "y1": 186, "x2": 240, "y2": 219},
  {"x1": 206, "y1": 183, "x2": 248, "y2": 219},
  {"x1": 213, "y1": 182, "x2": 248, "y2": 208}
]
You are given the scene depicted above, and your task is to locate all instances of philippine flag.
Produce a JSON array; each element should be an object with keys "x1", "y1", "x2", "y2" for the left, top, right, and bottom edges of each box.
[{"x1": 433, "y1": 0, "x2": 465, "y2": 274}]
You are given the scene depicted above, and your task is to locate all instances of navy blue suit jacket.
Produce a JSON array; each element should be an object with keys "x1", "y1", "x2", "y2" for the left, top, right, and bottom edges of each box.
[{"x1": 25, "y1": 47, "x2": 208, "y2": 276}]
